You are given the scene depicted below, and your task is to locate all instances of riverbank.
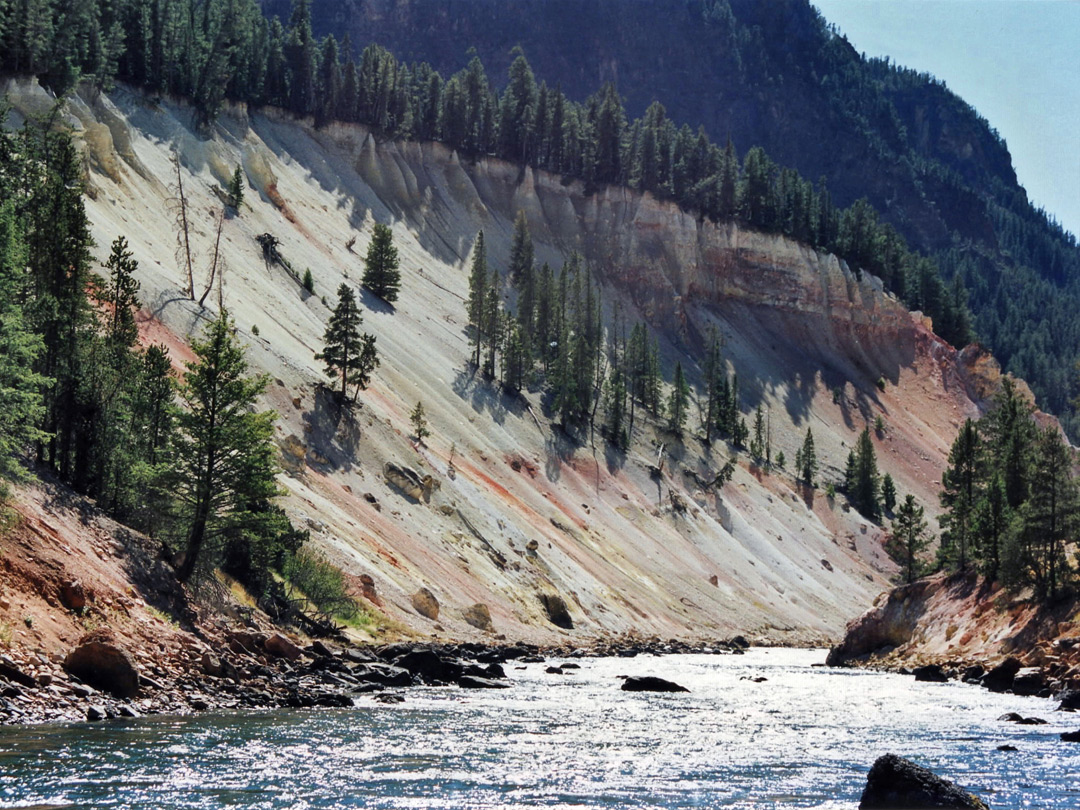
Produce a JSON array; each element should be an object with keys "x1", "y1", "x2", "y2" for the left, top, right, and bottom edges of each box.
[
  {"x1": 0, "y1": 632, "x2": 750, "y2": 726},
  {"x1": 826, "y1": 570, "x2": 1080, "y2": 706}
]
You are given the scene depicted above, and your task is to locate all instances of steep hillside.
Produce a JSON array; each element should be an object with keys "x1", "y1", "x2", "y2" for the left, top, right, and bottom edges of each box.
[
  {"x1": 4, "y1": 78, "x2": 991, "y2": 645},
  {"x1": 261, "y1": 0, "x2": 1080, "y2": 433}
]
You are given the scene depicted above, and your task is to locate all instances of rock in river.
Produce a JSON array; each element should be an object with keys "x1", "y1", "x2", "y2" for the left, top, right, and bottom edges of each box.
[
  {"x1": 859, "y1": 753, "x2": 989, "y2": 809},
  {"x1": 620, "y1": 676, "x2": 690, "y2": 693}
]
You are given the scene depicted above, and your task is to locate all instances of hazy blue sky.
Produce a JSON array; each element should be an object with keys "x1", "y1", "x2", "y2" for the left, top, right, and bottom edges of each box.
[{"x1": 812, "y1": 0, "x2": 1080, "y2": 239}]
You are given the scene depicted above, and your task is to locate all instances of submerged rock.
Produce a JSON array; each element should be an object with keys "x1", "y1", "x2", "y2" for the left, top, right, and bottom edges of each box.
[
  {"x1": 859, "y1": 753, "x2": 989, "y2": 809},
  {"x1": 458, "y1": 675, "x2": 510, "y2": 689},
  {"x1": 620, "y1": 675, "x2": 690, "y2": 693},
  {"x1": 1057, "y1": 689, "x2": 1080, "y2": 711}
]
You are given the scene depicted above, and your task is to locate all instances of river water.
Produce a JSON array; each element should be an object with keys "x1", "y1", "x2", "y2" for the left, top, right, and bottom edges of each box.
[{"x1": 1, "y1": 648, "x2": 1078, "y2": 809}]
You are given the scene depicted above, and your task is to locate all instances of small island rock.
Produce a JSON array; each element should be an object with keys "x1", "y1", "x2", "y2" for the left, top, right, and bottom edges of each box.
[{"x1": 859, "y1": 754, "x2": 989, "y2": 809}]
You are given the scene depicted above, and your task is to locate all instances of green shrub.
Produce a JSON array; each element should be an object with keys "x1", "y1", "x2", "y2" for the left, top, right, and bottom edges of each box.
[{"x1": 283, "y1": 546, "x2": 358, "y2": 621}]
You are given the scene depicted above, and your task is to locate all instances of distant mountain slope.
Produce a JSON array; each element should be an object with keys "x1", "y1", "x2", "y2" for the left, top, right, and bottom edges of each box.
[{"x1": 261, "y1": 0, "x2": 1080, "y2": 432}]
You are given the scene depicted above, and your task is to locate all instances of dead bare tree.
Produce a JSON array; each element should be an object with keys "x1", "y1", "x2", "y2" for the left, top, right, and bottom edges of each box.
[
  {"x1": 198, "y1": 208, "x2": 225, "y2": 307},
  {"x1": 170, "y1": 152, "x2": 196, "y2": 299}
]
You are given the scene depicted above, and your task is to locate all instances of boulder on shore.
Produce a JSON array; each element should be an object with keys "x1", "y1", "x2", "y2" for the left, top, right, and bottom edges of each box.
[
  {"x1": 913, "y1": 664, "x2": 948, "y2": 683},
  {"x1": 620, "y1": 675, "x2": 690, "y2": 693},
  {"x1": 410, "y1": 588, "x2": 440, "y2": 620},
  {"x1": 981, "y1": 658, "x2": 1021, "y2": 693},
  {"x1": 64, "y1": 639, "x2": 140, "y2": 699},
  {"x1": 859, "y1": 753, "x2": 989, "y2": 809},
  {"x1": 265, "y1": 633, "x2": 303, "y2": 660},
  {"x1": 538, "y1": 593, "x2": 573, "y2": 629}
]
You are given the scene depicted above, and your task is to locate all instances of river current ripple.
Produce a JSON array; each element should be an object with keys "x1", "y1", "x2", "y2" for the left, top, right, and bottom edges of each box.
[{"x1": 2, "y1": 648, "x2": 1079, "y2": 809}]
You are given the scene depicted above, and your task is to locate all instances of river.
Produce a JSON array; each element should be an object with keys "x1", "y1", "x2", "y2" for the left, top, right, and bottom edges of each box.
[{"x1": 1, "y1": 648, "x2": 1078, "y2": 809}]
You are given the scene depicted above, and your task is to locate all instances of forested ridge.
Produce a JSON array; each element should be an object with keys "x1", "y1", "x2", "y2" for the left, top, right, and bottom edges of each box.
[{"x1": 252, "y1": 0, "x2": 1078, "y2": 437}]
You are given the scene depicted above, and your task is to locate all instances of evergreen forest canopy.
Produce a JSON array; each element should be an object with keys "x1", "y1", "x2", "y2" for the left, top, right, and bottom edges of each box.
[{"x1": 2, "y1": 1, "x2": 973, "y2": 335}]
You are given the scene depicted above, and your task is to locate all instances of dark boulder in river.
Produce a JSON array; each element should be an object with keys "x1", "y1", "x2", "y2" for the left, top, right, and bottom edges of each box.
[
  {"x1": 981, "y1": 658, "x2": 1021, "y2": 693},
  {"x1": 859, "y1": 754, "x2": 989, "y2": 809},
  {"x1": 620, "y1": 676, "x2": 690, "y2": 693},
  {"x1": 458, "y1": 675, "x2": 510, "y2": 689},
  {"x1": 913, "y1": 665, "x2": 948, "y2": 683}
]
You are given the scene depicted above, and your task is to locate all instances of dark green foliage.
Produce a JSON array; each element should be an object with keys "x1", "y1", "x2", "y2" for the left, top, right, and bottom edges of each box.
[
  {"x1": 1014, "y1": 427, "x2": 1077, "y2": 600},
  {"x1": 938, "y1": 418, "x2": 980, "y2": 570},
  {"x1": 302, "y1": 267, "x2": 314, "y2": 293},
  {"x1": 889, "y1": 494, "x2": 931, "y2": 585},
  {"x1": 283, "y1": 545, "x2": 359, "y2": 622},
  {"x1": 409, "y1": 400, "x2": 430, "y2": 442},
  {"x1": 228, "y1": 166, "x2": 244, "y2": 209},
  {"x1": 361, "y1": 222, "x2": 400, "y2": 302},
  {"x1": 749, "y1": 405, "x2": 766, "y2": 462},
  {"x1": 881, "y1": 472, "x2": 897, "y2": 513},
  {"x1": 794, "y1": 427, "x2": 812, "y2": 486},
  {"x1": 667, "y1": 362, "x2": 690, "y2": 435},
  {"x1": 167, "y1": 313, "x2": 281, "y2": 582},
  {"x1": 0, "y1": 202, "x2": 48, "y2": 487},
  {"x1": 847, "y1": 427, "x2": 881, "y2": 520},
  {"x1": 316, "y1": 283, "x2": 378, "y2": 400},
  {"x1": 466, "y1": 230, "x2": 488, "y2": 368}
]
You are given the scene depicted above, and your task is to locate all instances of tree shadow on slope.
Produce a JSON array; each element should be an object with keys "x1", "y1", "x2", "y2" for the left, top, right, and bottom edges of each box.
[
  {"x1": 544, "y1": 423, "x2": 579, "y2": 483},
  {"x1": 451, "y1": 367, "x2": 531, "y2": 428},
  {"x1": 300, "y1": 385, "x2": 362, "y2": 473}
]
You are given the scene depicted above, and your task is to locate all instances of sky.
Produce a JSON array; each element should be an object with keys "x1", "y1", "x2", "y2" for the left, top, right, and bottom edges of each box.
[{"x1": 812, "y1": 0, "x2": 1080, "y2": 240}]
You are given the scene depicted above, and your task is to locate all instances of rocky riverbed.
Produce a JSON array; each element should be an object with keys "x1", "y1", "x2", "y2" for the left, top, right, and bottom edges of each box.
[{"x1": 0, "y1": 629, "x2": 748, "y2": 726}]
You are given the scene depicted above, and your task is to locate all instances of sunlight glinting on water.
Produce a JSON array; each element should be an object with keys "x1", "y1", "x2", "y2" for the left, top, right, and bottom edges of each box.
[{"x1": 2, "y1": 649, "x2": 1080, "y2": 808}]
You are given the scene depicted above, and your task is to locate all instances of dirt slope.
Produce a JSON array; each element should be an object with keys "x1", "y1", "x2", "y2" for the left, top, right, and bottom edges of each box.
[{"x1": 2, "y1": 78, "x2": 995, "y2": 646}]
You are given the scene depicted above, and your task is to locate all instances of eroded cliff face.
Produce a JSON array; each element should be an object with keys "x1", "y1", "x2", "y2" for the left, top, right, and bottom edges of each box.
[
  {"x1": 2, "y1": 78, "x2": 987, "y2": 646},
  {"x1": 827, "y1": 571, "x2": 1080, "y2": 695}
]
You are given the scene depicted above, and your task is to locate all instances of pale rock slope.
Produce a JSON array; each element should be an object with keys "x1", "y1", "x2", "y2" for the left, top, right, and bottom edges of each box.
[{"x1": 4, "y1": 79, "x2": 991, "y2": 645}]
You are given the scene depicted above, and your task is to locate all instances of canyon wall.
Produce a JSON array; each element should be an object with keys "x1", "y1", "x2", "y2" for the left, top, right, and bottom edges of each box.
[{"x1": 2, "y1": 79, "x2": 988, "y2": 647}]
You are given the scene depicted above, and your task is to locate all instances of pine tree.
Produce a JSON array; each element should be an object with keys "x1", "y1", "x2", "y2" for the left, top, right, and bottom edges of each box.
[
  {"x1": 508, "y1": 209, "x2": 534, "y2": 285},
  {"x1": 849, "y1": 428, "x2": 881, "y2": 520},
  {"x1": 795, "y1": 427, "x2": 817, "y2": 486},
  {"x1": 410, "y1": 401, "x2": 430, "y2": 442},
  {"x1": 668, "y1": 361, "x2": 690, "y2": 434},
  {"x1": 302, "y1": 268, "x2": 314, "y2": 294},
  {"x1": 482, "y1": 266, "x2": 502, "y2": 378},
  {"x1": 881, "y1": 473, "x2": 897, "y2": 513},
  {"x1": 939, "y1": 418, "x2": 981, "y2": 570},
  {"x1": 0, "y1": 204, "x2": 47, "y2": 487},
  {"x1": 1017, "y1": 427, "x2": 1077, "y2": 600},
  {"x1": 316, "y1": 284, "x2": 378, "y2": 400},
  {"x1": 891, "y1": 494, "x2": 930, "y2": 585},
  {"x1": 973, "y1": 474, "x2": 1011, "y2": 582},
  {"x1": 361, "y1": 222, "x2": 401, "y2": 303},
  {"x1": 466, "y1": 230, "x2": 488, "y2": 368},
  {"x1": 228, "y1": 165, "x2": 244, "y2": 209},
  {"x1": 169, "y1": 313, "x2": 282, "y2": 582},
  {"x1": 750, "y1": 405, "x2": 766, "y2": 461},
  {"x1": 99, "y1": 236, "x2": 141, "y2": 352}
]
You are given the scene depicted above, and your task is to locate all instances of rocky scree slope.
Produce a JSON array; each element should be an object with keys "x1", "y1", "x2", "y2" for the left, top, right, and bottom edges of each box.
[{"x1": 2, "y1": 78, "x2": 999, "y2": 646}]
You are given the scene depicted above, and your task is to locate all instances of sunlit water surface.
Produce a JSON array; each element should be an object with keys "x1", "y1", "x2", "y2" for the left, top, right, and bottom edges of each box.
[{"x1": 2, "y1": 649, "x2": 1079, "y2": 809}]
